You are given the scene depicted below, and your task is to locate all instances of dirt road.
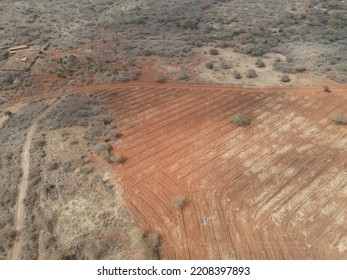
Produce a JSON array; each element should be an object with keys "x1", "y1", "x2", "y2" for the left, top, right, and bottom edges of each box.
[
  {"x1": 9, "y1": 122, "x2": 38, "y2": 259},
  {"x1": 9, "y1": 103, "x2": 56, "y2": 260}
]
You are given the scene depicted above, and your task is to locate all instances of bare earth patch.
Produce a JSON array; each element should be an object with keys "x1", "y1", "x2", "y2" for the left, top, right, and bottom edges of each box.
[{"x1": 101, "y1": 84, "x2": 347, "y2": 259}]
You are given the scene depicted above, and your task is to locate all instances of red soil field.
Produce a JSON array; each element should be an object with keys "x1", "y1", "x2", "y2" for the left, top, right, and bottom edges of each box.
[
  {"x1": 99, "y1": 83, "x2": 347, "y2": 260},
  {"x1": 98, "y1": 84, "x2": 347, "y2": 259}
]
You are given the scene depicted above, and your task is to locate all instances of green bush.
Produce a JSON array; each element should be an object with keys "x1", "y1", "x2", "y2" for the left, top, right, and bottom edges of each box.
[
  {"x1": 205, "y1": 62, "x2": 213, "y2": 69},
  {"x1": 323, "y1": 85, "x2": 331, "y2": 92},
  {"x1": 3, "y1": 111, "x2": 13, "y2": 117}
]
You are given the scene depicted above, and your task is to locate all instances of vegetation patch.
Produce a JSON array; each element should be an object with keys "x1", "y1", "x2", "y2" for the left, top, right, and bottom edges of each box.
[
  {"x1": 129, "y1": 227, "x2": 160, "y2": 260},
  {"x1": 173, "y1": 196, "x2": 186, "y2": 210},
  {"x1": 333, "y1": 112, "x2": 347, "y2": 125},
  {"x1": 232, "y1": 114, "x2": 250, "y2": 127}
]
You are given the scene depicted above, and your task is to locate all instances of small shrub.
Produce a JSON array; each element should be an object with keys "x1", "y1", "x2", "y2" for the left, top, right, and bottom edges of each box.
[
  {"x1": 100, "y1": 115, "x2": 113, "y2": 125},
  {"x1": 295, "y1": 65, "x2": 306, "y2": 73},
  {"x1": 154, "y1": 75, "x2": 166, "y2": 83},
  {"x1": 173, "y1": 196, "x2": 186, "y2": 209},
  {"x1": 233, "y1": 71, "x2": 242, "y2": 79},
  {"x1": 94, "y1": 142, "x2": 112, "y2": 156},
  {"x1": 129, "y1": 227, "x2": 160, "y2": 260},
  {"x1": 56, "y1": 253, "x2": 66, "y2": 260},
  {"x1": 332, "y1": 112, "x2": 347, "y2": 125},
  {"x1": 115, "y1": 155, "x2": 127, "y2": 164},
  {"x1": 178, "y1": 72, "x2": 189, "y2": 81},
  {"x1": 281, "y1": 74, "x2": 291, "y2": 82},
  {"x1": 209, "y1": 48, "x2": 219, "y2": 55},
  {"x1": 246, "y1": 69, "x2": 257, "y2": 78},
  {"x1": 323, "y1": 85, "x2": 331, "y2": 92},
  {"x1": 3, "y1": 111, "x2": 13, "y2": 117},
  {"x1": 46, "y1": 161, "x2": 60, "y2": 171},
  {"x1": 232, "y1": 115, "x2": 250, "y2": 126},
  {"x1": 255, "y1": 58, "x2": 266, "y2": 68},
  {"x1": 143, "y1": 49, "x2": 152, "y2": 57},
  {"x1": 205, "y1": 62, "x2": 213, "y2": 69},
  {"x1": 32, "y1": 139, "x2": 46, "y2": 150},
  {"x1": 220, "y1": 60, "x2": 232, "y2": 70},
  {"x1": 104, "y1": 130, "x2": 121, "y2": 142}
]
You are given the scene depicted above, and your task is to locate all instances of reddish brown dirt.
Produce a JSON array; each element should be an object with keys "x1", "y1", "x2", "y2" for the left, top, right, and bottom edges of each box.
[
  {"x1": 98, "y1": 84, "x2": 347, "y2": 259},
  {"x1": 2, "y1": 81, "x2": 346, "y2": 260}
]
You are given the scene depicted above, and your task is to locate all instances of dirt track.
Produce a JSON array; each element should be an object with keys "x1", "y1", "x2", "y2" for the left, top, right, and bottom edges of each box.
[
  {"x1": 9, "y1": 103, "x2": 55, "y2": 260},
  {"x1": 98, "y1": 83, "x2": 347, "y2": 259},
  {"x1": 9, "y1": 122, "x2": 37, "y2": 259}
]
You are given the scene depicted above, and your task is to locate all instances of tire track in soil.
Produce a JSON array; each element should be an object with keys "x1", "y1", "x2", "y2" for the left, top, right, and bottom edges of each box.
[{"x1": 93, "y1": 84, "x2": 347, "y2": 259}]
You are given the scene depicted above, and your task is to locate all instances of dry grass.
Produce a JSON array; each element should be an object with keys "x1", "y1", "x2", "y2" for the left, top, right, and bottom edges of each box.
[{"x1": 129, "y1": 227, "x2": 160, "y2": 260}]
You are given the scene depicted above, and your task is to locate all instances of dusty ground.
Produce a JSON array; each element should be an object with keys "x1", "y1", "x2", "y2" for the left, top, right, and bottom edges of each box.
[
  {"x1": 192, "y1": 47, "x2": 321, "y2": 87},
  {"x1": 1, "y1": 82, "x2": 346, "y2": 260},
  {"x1": 0, "y1": 0, "x2": 346, "y2": 261},
  {"x1": 99, "y1": 83, "x2": 347, "y2": 259}
]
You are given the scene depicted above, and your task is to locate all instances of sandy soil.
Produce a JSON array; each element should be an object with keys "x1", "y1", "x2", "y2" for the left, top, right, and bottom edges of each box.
[
  {"x1": 192, "y1": 47, "x2": 323, "y2": 87},
  {"x1": 99, "y1": 83, "x2": 347, "y2": 259}
]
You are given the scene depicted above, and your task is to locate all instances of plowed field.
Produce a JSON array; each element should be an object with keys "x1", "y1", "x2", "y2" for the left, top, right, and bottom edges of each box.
[{"x1": 100, "y1": 84, "x2": 347, "y2": 259}]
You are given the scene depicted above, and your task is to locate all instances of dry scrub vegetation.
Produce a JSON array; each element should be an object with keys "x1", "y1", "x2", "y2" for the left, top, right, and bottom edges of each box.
[
  {"x1": 0, "y1": 0, "x2": 346, "y2": 98},
  {"x1": 0, "y1": 101, "x2": 49, "y2": 259},
  {"x1": 0, "y1": 95, "x2": 158, "y2": 259}
]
